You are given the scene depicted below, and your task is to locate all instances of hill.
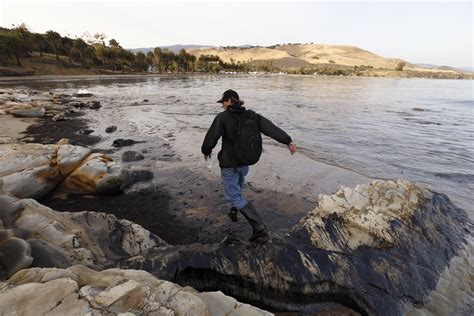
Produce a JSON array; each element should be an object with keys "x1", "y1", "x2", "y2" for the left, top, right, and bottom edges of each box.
[{"x1": 188, "y1": 43, "x2": 466, "y2": 75}]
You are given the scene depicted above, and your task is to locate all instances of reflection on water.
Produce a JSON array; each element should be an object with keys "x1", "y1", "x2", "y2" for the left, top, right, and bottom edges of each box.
[{"x1": 2, "y1": 74, "x2": 473, "y2": 212}]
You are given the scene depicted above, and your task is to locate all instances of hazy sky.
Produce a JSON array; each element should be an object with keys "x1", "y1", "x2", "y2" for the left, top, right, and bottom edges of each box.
[{"x1": 1, "y1": 0, "x2": 472, "y2": 67}]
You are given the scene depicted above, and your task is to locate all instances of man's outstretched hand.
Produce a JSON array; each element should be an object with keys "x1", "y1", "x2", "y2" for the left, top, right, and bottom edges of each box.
[{"x1": 288, "y1": 142, "x2": 297, "y2": 155}]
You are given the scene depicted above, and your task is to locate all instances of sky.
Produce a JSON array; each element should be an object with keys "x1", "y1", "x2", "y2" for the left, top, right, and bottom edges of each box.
[{"x1": 1, "y1": 0, "x2": 472, "y2": 68}]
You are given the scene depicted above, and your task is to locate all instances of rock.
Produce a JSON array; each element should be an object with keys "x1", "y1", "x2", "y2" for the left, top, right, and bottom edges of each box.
[
  {"x1": 0, "y1": 193, "x2": 166, "y2": 271},
  {"x1": 122, "y1": 151, "x2": 145, "y2": 162},
  {"x1": 0, "y1": 276, "x2": 86, "y2": 316},
  {"x1": 0, "y1": 237, "x2": 33, "y2": 277},
  {"x1": 57, "y1": 138, "x2": 70, "y2": 145},
  {"x1": 120, "y1": 169, "x2": 154, "y2": 189},
  {"x1": 31, "y1": 94, "x2": 53, "y2": 102},
  {"x1": 74, "y1": 90, "x2": 94, "y2": 97},
  {"x1": 106, "y1": 125, "x2": 118, "y2": 133},
  {"x1": 28, "y1": 239, "x2": 71, "y2": 268},
  {"x1": 52, "y1": 113, "x2": 67, "y2": 121},
  {"x1": 9, "y1": 106, "x2": 45, "y2": 118},
  {"x1": 127, "y1": 180, "x2": 472, "y2": 315},
  {"x1": 0, "y1": 136, "x2": 14, "y2": 144},
  {"x1": 0, "y1": 141, "x2": 128, "y2": 199},
  {"x1": 0, "y1": 142, "x2": 91, "y2": 199},
  {"x1": 197, "y1": 291, "x2": 273, "y2": 316},
  {"x1": 1, "y1": 265, "x2": 271, "y2": 315},
  {"x1": 69, "y1": 101, "x2": 85, "y2": 108},
  {"x1": 87, "y1": 100, "x2": 101, "y2": 109},
  {"x1": 59, "y1": 153, "x2": 123, "y2": 194},
  {"x1": 113, "y1": 139, "x2": 145, "y2": 148},
  {"x1": 78, "y1": 129, "x2": 94, "y2": 135}
]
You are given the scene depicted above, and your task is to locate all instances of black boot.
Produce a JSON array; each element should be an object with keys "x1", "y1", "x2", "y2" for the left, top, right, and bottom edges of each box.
[
  {"x1": 239, "y1": 202, "x2": 268, "y2": 243},
  {"x1": 228, "y1": 207, "x2": 238, "y2": 222}
]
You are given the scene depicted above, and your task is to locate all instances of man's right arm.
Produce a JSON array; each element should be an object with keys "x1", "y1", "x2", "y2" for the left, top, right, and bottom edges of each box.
[{"x1": 201, "y1": 114, "x2": 224, "y2": 156}]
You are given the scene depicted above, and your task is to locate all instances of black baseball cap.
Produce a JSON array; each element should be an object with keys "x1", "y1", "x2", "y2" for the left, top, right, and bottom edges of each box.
[{"x1": 216, "y1": 89, "x2": 239, "y2": 103}]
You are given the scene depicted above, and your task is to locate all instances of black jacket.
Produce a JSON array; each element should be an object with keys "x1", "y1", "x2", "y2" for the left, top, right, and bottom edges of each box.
[{"x1": 201, "y1": 104, "x2": 292, "y2": 168}]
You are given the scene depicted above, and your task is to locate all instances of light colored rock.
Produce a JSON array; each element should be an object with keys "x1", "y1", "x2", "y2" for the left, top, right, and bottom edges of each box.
[
  {"x1": 3, "y1": 266, "x2": 271, "y2": 315},
  {"x1": 0, "y1": 142, "x2": 91, "y2": 199},
  {"x1": 0, "y1": 193, "x2": 164, "y2": 272},
  {"x1": 300, "y1": 179, "x2": 427, "y2": 250},
  {"x1": 52, "y1": 113, "x2": 67, "y2": 121},
  {"x1": 0, "y1": 142, "x2": 130, "y2": 198},
  {"x1": 0, "y1": 277, "x2": 79, "y2": 316},
  {"x1": 94, "y1": 279, "x2": 146, "y2": 309},
  {"x1": 60, "y1": 153, "x2": 123, "y2": 194},
  {"x1": 0, "y1": 136, "x2": 14, "y2": 144},
  {"x1": 10, "y1": 106, "x2": 46, "y2": 118},
  {"x1": 198, "y1": 291, "x2": 273, "y2": 316}
]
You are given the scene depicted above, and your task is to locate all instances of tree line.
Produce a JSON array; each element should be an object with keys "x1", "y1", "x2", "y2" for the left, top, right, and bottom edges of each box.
[{"x1": 0, "y1": 24, "x2": 246, "y2": 73}]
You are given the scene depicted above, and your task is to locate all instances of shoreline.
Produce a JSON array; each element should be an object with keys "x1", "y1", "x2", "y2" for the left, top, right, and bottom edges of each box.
[{"x1": 0, "y1": 70, "x2": 472, "y2": 84}]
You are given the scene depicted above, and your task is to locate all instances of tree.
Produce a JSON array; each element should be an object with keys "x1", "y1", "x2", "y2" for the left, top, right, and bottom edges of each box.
[
  {"x1": 45, "y1": 30, "x2": 61, "y2": 60},
  {"x1": 74, "y1": 38, "x2": 88, "y2": 65},
  {"x1": 153, "y1": 47, "x2": 162, "y2": 72},
  {"x1": 134, "y1": 51, "x2": 147, "y2": 71},
  {"x1": 396, "y1": 61, "x2": 406, "y2": 71},
  {"x1": 0, "y1": 33, "x2": 16, "y2": 65},
  {"x1": 146, "y1": 51, "x2": 155, "y2": 71},
  {"x1": 61, "y1": 37, "x2": 74, "y2": 64},
  {"x1": 32, "y1": 33, "x2": 47, "y2": 57}
]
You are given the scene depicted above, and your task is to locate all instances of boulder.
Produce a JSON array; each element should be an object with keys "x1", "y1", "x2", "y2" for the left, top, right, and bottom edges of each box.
[
  {"x1": 0, "y1": 142, "x2": 91, "y2": 199},
  {"x1": 0, "y1": 193, "x2": 166, "y2": 273},
  {"x1": 59, "y1": 153, "x2": 123, "y2": 194},
  {"x1": 0, "y1": 237, "x2": 33, "y2": 278},
  {"x1": 126, "y1": 180, "x2": 472, "y2": 315},
  {"x1": 9, "y1": 106, "x2": 46, "y2": 118},
  {"x1": 1, "y1": 265, "x2": 271, "y2": 315},
  {"x1": 0, "y1": 142, "x2": 127, "y2": 198}
]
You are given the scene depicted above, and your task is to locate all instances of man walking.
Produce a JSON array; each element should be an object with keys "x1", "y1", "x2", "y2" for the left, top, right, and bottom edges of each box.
[{"x1": 201, "y1": 89, "x2": 297, "y2": 243}]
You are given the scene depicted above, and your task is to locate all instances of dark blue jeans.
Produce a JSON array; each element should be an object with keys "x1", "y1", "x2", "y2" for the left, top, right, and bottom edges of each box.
[{"x1": 221, "y1": 166, "x2": 249, "y2": 210}]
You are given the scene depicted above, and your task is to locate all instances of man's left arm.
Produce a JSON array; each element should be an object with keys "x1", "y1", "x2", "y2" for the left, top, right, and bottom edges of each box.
[{"x1": 258, "y1": 114, "x2": 297, "y2": 154}]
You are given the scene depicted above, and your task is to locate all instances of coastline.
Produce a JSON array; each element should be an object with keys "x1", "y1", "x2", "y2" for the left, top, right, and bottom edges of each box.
[{"x1": 1, "y1": 84, "x2": 472, "y2": 315}]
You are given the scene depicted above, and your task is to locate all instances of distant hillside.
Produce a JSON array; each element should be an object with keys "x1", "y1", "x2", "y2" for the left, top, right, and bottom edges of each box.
[
  {"x1": 129, "y1": 45, "x2": 214, "y2": 54},
  {"x1": 188, "y1": 44, "x2": 464, "y2": 74},
  {"x1": 417, "y1": 63, "x2": 472, "y2": 74}
]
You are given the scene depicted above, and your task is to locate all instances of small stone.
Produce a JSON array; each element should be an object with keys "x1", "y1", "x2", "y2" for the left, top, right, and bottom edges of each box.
[
  {"x1": 122, "y1": 151, "x2": 145, "y2": 162},
  {"x1": 52, "y1": 113, "x2": 67, "y2": 121},
  {"x1": 105, "y1": 126, "x2": 118, "y2": 133},
  {"x1": 87, "y1": 100, "x2": 101, "y2": 109}
]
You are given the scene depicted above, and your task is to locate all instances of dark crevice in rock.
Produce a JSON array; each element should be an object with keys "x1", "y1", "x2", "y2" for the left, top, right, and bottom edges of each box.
[{"x1": 174, "y1": 267, "x2": 368, "y2": 315}]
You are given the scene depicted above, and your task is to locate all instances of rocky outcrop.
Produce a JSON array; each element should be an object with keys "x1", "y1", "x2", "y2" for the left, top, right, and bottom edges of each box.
[
  {"x1": 0, "y1": 192, "x2": 165, "y2": 278},
  {"x1": 0, "y1": 192, "x2": 271, "y2": 315},
  {"x1": 0, "y1": 265, "x2": 271, "y2": 315},
  {"x1": 0, "y1": 88, "x2": 100, "y2": 119},
  {"x1": 127, "y1": 180, "x2": 472, "y2": 315},
  {"x1": 0, "y1": 178, "x2": 471, "y2": 315},
  {"x1": 0, "y1": 141, "x2": 123, "y2": 198}
]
